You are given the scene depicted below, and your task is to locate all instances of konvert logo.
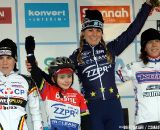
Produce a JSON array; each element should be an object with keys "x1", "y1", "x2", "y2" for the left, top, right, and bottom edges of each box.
[
  {"x1": 80, "y1": 6, "x2": 130, "y2": 23},
  {"x1": 25, "y1": 3, "x2": 69, "y2": 28},
  {"x1": 0, "y1": 7, "x2": 12, "y2": 24}
]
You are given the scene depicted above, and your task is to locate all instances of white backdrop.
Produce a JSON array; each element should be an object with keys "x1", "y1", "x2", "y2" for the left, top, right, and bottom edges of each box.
[{"x1": 0, "y1": 0, "x2": 159, "y2": 129}]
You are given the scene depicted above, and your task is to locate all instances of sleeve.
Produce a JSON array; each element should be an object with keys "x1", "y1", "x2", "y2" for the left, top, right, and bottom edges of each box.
[
  {"x1": 107, "y1": 3, "x2": 152, "y2": 56},
  {"x1": 78, "y1": 94, "x2": 92, "y2": 130},
  {"x1": 27, "y1": 54, "x2": 53, "y2": 88},
  {"x1": 69, "y1": 49, "x2": 78, "y2": 64},
  {"x1": 69, "y1": 49, "x2": 82, "y2": 80},
  {"x1": 27, "y1": 78, "x2": 43, "y2": 130},
  {"x1": 116, "y1": 63, "x2": 133, "y2": 83},
  {"x1": 79, "y1": 96, "x2": 89, "y2": 117}
]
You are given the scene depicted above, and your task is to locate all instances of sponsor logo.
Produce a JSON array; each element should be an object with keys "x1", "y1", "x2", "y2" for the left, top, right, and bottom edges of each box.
[
  {"x1": 82, "y1": 64, "x2": 112, "y2": 81},
  {"x1": 0, "y1": 98, "x2": 24, "y2": 105},
  {"x1": 44, "y1": 57, "x2": 55, "y2": 71},
  {"x1": 55, "y1": 92, "x2": 76, "y2": 104},
  {"x1": 25, "y1": 3, "x2": 69, "y2": 28},
  {"x1": 136, "y1": 71, "x2": 160, "y2": 83},
  {"x1": 0, "y1": 87, "x2": 25, "y2": 95},
  {"x1": 0, "y1": 50, "x2": 12, "y2": 56},
  {"x1": 143, "y1": 91, "x2": 160, "y2": 97},
  {"x1": 51, "y1": 119, "x2": 78, "y2": 128},
  {"x1": 146, "y1": 85, "x2": 160, "y2": 90},
  {"x1": 51, "y1": 103, "x2": 79, "y2": 119},
  {"x1": 80, "y1": 6, "x2": 131, "y2": 23},
  {"x1": 0, "y1": 7, "x2": 12, "y2": 24},
  {"x1": 44, "y1": 57, "x2": 55, "y2": 66},
  {"x1": 0, "y1": 105, "x2": 17, "y2": 110}
]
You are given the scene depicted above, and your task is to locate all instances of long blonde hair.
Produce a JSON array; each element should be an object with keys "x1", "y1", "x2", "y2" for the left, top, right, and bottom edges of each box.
[{"x1": 77, "y1": 32, "x2": 113, "y2": 64}]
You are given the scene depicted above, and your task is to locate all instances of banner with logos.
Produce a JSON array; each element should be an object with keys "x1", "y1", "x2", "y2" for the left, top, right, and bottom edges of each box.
[
  {"x1": 0, "y1": 0, "x2": 159, "y2": 129},
  {"x1": 17, "y1": 0, "x2": 77, "y2": 43}
]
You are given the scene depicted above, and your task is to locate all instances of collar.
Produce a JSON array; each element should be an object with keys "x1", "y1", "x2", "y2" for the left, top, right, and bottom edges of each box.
[
  {"x1": 0, "y1": 71, "x2": 15, "y2": 77},
  {"x1": 83, "y1": 41, "x2": 103, "y2": 50},
  {"x1": 148, "y1": 56, "x2": 160, "y2": 62}
]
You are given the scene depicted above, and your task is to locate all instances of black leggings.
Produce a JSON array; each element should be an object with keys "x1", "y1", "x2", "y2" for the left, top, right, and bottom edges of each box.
[{"x1": 87, "y1": 99, "x2": 124, "y2": 130}]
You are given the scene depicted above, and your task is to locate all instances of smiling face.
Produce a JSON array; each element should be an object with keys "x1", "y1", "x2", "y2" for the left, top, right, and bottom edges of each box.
[
  {"x1": 56, "y1": 73, "x2": 73, "y2": 90},
  {"x1": 83, "y1": 28, "x2": 103, "y2": 46},
  {"x1": 145, "y1": 39, "x2": 160, "y2": 58},
  {"x1": 0, "y1": 55, "x2": 16, "y2": 76}
]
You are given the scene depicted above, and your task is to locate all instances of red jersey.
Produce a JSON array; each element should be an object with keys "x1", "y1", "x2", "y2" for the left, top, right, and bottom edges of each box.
[{"x1": 39, "y1": 81, "x2": 89, "y2": 130}]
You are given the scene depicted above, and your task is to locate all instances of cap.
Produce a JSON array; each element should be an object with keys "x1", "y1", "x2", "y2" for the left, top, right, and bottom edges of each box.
[
  {"x1": 0, "y1": 38, "x2": 17, "y2": 60},
  {"x1": 141, "y1": 28, "x2": 160, "y2": 48},
  {"x1": 81, "y1": 10, "x2": 104, "y2": 31}
]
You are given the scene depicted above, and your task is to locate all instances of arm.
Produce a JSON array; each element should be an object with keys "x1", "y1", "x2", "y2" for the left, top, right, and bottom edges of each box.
[
  {"x1": 78, "y1": 93, "x2": 92, "y2": 130},
  {"x1": 107, "y1": 1, "x2": 153, "y2": 56},
  {"x1": 26, "y1": 53, "x2": 46, "y2": 87},
  {"x1": 116, "y1": 63, "x2": 133, "y2": 83},
  {"x1": 25, "y1": 36, "x2": 53, "y2": 87},
  {"x1": 27, "y1": 77, "x2": 43, "y2": 130}
]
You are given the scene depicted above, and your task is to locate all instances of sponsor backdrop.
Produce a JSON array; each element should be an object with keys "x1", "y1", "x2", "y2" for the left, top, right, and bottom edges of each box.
[{"x1": 0, "y1": 0, "x2": 159, "y2": 129}]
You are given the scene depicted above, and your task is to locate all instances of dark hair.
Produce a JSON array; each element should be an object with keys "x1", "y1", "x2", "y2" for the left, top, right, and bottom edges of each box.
[
  {"x1": 139, "y1": 46, "x2": 148, "y2": 65},
  {"x1": 141, "y1": 28, "x2": 160, "y2": 48},
  {"x1": 0, "y1": 38, "x2": 18, "y2": 71},
  {"x1": 139, "y1": 28, "x2": 160, "y2": 65}
]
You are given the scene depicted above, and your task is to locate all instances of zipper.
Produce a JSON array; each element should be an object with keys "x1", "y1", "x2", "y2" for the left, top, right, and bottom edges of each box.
[
  {"x1": 6, "y1": 78, "x2": 11, "y2": 130},
  {"x1": 92, "y1": 47, "x2": 106, "y2": 100}
]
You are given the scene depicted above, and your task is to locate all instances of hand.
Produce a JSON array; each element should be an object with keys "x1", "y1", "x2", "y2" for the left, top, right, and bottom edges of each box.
[
  {"x1": 146, "y1": 0, "x2": 160, "y2": 7},
  {"x1": 25, "y1": 60, "x2": 32, "y2": 72},
  {"x1": 25, "y1": 59, "x2": 38, "y2": 72},
  {"x1": 25, "y1": 36, "x2": 35, "y2": 54}
]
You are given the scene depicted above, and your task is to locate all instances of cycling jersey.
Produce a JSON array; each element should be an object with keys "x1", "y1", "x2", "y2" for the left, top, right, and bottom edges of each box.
[
  {"x1": 27, "y1": 56, "x2": 89, "y2": 130},
  {"x1": 117, "y1": 57, "x2": 160, "y2": 125},
  {"x1": 39, "y1": 80, "x2": 89, "y2": 130},
  {"x1": 0, "y1": 71, "x2": 42, "y2": 130},
  {"x1": 70, "y1": 3, "x2": 152, "y2": 101}
]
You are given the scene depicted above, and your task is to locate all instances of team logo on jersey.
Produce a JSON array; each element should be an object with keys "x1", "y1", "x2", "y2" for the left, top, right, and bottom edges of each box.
[
  {"x1": 136, "y1": 71, "x2": 160, "y2": 83},
  {"x1": 143, "y1": 85, "x2": 160, "y2": 98},
  {"x1": 0, "y1": 87, "x2": 25, "y2": 96},
  {"x1": 50, "y1": 119, "x2": 78, "y2": 129},
  {"x1": 51, "y1": 103, "x2": 79, "y2": 119},
  {"x1": 82, "y1": 63, "x2": 112, "y2": 81},
  {"x1": 146, "y1": 85, "x2": 160, "y2": 90},
  {"x1": 4, "y1": 88, "x2": 13, "y2": 94}
]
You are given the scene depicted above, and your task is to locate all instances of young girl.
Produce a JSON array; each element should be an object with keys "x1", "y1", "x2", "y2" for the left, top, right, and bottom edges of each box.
[{"x1": 25, "y1": 37, "x2": 90, "y2": 130}]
